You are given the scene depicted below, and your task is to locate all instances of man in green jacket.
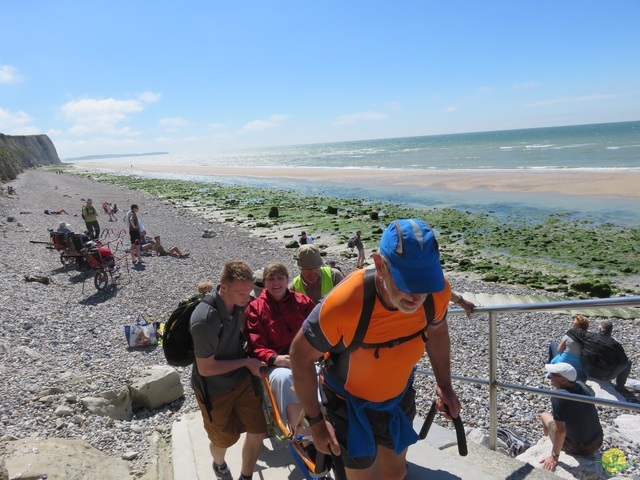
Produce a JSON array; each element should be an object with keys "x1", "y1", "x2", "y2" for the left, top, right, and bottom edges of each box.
[
  {"x1": 290, "y1": 244, "x2": 343, "y2": 303},
  {"x1": 81, "y1": 198, "x2": 100, "y2": 240}
]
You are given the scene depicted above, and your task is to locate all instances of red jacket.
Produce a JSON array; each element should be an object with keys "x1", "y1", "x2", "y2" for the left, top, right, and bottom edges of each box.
[{"x1": 245, "y1": 289, "x2": 315, "y2": 365}]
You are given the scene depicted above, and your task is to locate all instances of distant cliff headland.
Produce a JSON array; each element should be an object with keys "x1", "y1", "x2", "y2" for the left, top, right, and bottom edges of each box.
[{"x1": 0, "y1": 133, "x2": 61, "y2": 181}]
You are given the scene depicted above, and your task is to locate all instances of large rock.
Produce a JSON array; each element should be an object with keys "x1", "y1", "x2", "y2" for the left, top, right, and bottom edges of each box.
[
  {"x1": 4, "y1": 437, "x2": 134, "y2": 480},
  {"x1": 81, "y1": 386, "x2": 133, "y2": 421},
  {"x1": 516, "y1": 437, "x2": 605, "y2": 479},
  {"x1": 129, "y1": 365, "x2": 184, "y2": 409}
]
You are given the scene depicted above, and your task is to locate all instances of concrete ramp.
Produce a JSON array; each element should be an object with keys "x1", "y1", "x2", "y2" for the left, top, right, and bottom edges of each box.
[{"x1": 171, "y1": 412, "x2": 561, "y2": 479}]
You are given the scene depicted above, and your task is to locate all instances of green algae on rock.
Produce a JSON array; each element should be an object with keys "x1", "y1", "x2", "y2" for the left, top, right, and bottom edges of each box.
[{"x1": 65, "y1": 170, "x2": 640, "y2": 297}]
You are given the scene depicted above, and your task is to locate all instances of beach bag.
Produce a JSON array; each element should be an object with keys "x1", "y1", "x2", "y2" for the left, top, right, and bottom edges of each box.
[
  {"x1": 124, "y1": 312, "x2": 160, "y2": 348},
  {"x1": 161, "y1": 294, "x2": 216, "y2": 366},
  {"x1": 347, "y1": 235, "x2": 357, "y2": 249}
]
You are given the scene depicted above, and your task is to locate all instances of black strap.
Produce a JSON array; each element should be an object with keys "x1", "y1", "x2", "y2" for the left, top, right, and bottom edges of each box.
[
  {"x1": 348, "y1": 268, "x2": 377, "y2": 350},
  {"x1": 361, "y1": 328, "x2": 428, "y2": 359},
  {"x1": 195, "y1": 293, "x2": 216, "y2": 422},
  {"x1": 347, "y1": 269, "x2": 437, "y2": 359}
]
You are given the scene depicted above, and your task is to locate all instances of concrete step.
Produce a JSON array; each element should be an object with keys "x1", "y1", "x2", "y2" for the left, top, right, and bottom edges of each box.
[{"x1": 171, "y1": 412, "x2": 560, "y2": 479}]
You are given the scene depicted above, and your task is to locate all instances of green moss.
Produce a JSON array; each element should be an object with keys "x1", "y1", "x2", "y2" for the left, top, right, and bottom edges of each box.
[{"x1": 64, "y1": 170, "x2": 640, "y2": 297}]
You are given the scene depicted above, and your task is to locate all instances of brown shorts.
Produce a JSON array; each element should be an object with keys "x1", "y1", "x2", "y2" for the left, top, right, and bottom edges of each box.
[
  {"x1": 548, "y1": 421, "x2": 603, "y2": 456},
  {"x1": 195, "y1": 375, "x2": 267, "y2": 448}
]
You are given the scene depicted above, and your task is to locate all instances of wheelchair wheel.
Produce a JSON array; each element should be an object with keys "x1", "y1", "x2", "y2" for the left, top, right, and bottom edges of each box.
[
  {"x1": 60, "y1": 254, "x2": 74, "y2": 266},
  {"x1": 94, "y1": 270, "x2": 109, "y2": 290}
]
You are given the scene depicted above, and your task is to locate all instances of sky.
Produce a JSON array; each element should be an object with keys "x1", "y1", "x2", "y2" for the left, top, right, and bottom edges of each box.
[{"x1": 1, "y1": 1, "x2": 639, "y2": 159}]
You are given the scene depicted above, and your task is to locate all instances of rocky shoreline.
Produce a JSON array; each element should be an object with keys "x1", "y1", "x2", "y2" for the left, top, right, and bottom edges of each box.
[{"x1": 1, "y1": 170, "x2": 638, "y2": 478}]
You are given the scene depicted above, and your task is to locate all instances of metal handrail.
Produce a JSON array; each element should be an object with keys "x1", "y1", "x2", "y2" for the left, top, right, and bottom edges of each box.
[{"x1": 417, "y1": 295, "x2": 640, "y2": 450}]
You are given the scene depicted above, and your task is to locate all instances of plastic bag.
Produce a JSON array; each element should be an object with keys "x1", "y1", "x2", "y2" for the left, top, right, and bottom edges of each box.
[{"x1": 124, "y1": 312, "x2": 160, "y2": 347}]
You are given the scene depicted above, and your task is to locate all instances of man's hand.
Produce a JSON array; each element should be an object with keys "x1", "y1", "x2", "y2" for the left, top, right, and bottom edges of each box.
[
  {"x1": 310, "y1": 420, "x2": 341, "y2": 457},
  {"x1": 245, "y1": 358, "x2": 267, "y2": 377},
  {"x1": 435, "y1": 383, "x2": 461, "y2": 419},
  {"x1": 458, "y1": 298, "x2": 476, "y2": 318},
  {"x1": 540, "y1": 455, "x2": 558, "y2": 472}
]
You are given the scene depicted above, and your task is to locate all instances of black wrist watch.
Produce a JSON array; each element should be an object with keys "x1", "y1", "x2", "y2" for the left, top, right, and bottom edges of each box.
[{"x1": 304, "y1": 412, "x2": 324, "y2": 426}]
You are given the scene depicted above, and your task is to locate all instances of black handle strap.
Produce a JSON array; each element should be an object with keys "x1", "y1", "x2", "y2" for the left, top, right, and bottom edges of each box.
[
  {"x1": 420, "y1": 400, "x2": 467, "y2": 457},
  {"x1": 419, "y1": 400, "x2": 438, "y2": 440}
]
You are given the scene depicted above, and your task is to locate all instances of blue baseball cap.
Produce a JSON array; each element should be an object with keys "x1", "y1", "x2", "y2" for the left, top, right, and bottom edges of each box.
[{"x1": 379, "y1": 219, "x2": 445, "y2": 294}]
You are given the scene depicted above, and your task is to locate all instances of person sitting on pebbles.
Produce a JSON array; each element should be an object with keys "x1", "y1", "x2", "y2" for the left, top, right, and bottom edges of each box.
[
  {"x1": 153, "y1": 236, "x2": 189, "y2": 259},
  {"x1": 57, "y1": 222, "x2": 74, "y2": 234}
]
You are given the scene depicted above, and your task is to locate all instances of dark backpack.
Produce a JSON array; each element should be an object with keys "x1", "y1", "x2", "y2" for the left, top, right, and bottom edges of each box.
[
  {"x1": 347, "y1": 236, "x2": 357, "y2": 249},
  {"x1": 162, "y1": 293, "x2": 216, "y2": 367},
  {"x1": 567, "y1": 328, "x2": 627, "y2": 371}
]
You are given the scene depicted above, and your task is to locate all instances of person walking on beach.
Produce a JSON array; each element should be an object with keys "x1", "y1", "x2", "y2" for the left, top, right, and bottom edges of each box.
[
  {"x1": 190, "y1": 260, "x2": 267, "y2": 480},
  {"x1": 81, "y1": 198, "x2": 100, "y2": 240},
  {"x1": 290, "y1": 244, "x2": 343, "y2": 303},
  {"x1": 539, "y1": 363, "x2": 603, "y2": 472},
  {"x1": 349, "y1": 230, "x2": 365, "y2": 269},
  {"x1": 128, "y1": 204, "x2": 143, "y2": 264},
  {"x1": 290, "y1": 218, "x2": 475, "y2": 480}
]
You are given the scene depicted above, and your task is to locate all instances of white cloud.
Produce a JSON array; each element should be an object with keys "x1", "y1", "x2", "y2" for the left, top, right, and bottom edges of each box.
[
  {"x1": 60, "y1": 92, "x2": 161, "y2": 136},
  {"x1": 0, "y1": 65, "x2": 24, "y2": 84},
  {"x1": 241, "y1": 114, "x2": 289, "y2": 132},
  {"x1": 0, "y1": 107, "x2": 36, "y2": 133},
  {"x1": 138, "y1": 91, "x2": 162, "y2": 103},
  {"x1": 209, "y1": 123, "x2": 226, "y2": 130},
  {"x1": 524, "y1": 93, "x2": 625, "y2": 108},
  {"x1": 159, "y1": 116, "x2": 189, "y2": 132},
  {"x1": 332, "y1": 111, "x2": 389, "y2": 126},
  {"x1": 441, "y1": 106, "x2": 458, "y2": 113}
]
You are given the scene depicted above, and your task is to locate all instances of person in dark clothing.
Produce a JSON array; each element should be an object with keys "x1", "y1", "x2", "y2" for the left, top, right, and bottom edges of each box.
[
  {"x1": 539, "y1": 363, "x2": 603, "y2": 472},
  {"x1": 190, "y1": 260, "x2": 267, "y2": 480},
  {"x1": 581, "y1": 320, "x2": 633, "y2": 392}
]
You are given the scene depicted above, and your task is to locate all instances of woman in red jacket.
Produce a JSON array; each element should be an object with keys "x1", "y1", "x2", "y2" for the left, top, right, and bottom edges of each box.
[{"x1": 245, "y1": 262, "x2": 315, "y2": 428}]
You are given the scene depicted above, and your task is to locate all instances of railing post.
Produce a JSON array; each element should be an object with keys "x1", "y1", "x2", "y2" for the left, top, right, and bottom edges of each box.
[{"x1": 489, "y1": 311, "x2": 498, "y2": 450}]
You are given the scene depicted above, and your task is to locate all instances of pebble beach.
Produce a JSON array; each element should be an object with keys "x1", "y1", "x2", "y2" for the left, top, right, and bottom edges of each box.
[{"x1": 1, "y1": 170, "x2": 638, "y2": 478}]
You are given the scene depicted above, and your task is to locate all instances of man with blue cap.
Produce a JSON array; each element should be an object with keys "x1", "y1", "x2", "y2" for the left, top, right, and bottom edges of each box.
[{"x1": 290, "y1": 218, "x2": 474, "y2": 479}]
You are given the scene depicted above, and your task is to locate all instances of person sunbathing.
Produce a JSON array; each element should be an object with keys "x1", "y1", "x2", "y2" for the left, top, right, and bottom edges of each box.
[
  {"x1": 152, "y1": 236, "x2": 189, "y2": 258},
  {"x1": 45, "y1": 209, "x2": 69, "y2": 215}
]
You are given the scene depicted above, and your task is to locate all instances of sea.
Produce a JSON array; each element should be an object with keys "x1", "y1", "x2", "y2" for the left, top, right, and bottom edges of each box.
[{"x1": 68, "y1": 120, "x2": 640, "y2": 226}]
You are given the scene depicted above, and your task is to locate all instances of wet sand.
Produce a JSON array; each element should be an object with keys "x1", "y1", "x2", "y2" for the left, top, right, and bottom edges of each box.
[{"x1": 75, "y1": 163, "x2": 640, "y2": 200}]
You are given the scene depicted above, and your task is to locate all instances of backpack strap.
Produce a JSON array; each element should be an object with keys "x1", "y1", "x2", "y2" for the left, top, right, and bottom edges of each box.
[
  {"x1": 351, "y1": 268, "x2": 377, "y2": 348},
  {"x1": 194, "y1": 293, "x2": 219, "y2": 422},
  {"x1": 346, "y1": 269, "x2": 437, "y2": 359}
]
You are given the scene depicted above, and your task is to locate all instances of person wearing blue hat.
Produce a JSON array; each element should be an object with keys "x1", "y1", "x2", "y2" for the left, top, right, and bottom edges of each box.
[{"x1": 290, "y1": 218, "x2": 475, "y2": 480}]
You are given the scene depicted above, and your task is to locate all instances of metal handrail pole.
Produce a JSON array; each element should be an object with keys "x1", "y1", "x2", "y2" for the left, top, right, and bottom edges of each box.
[
  {"x1": 414, "y1": 370, "x2": 640, "y2": 412},
  {"x1": 489, "y1": 310, "x2": 498, "y2": 451},
  {"x1": 446, "y1": 295, "x2": 640, "y2": 316},
  {"x1": 494, "y1": 381, "x2": 640, "y2": 412}
]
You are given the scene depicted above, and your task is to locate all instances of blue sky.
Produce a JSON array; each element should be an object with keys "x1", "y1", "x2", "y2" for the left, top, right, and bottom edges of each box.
[{"x1": 1, "y1": 1, "x2": 639, "y2": 159}]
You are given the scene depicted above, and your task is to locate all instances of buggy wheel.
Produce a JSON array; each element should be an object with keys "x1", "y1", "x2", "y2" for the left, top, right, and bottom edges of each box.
[{"x1": 94, "y1": 270, "x2": 109, "y2": 290}]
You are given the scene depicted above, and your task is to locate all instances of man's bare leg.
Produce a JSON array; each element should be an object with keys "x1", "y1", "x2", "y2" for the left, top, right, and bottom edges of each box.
[{"x1": 241, "y1": 432, "x2": 265, "y2": 477}]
